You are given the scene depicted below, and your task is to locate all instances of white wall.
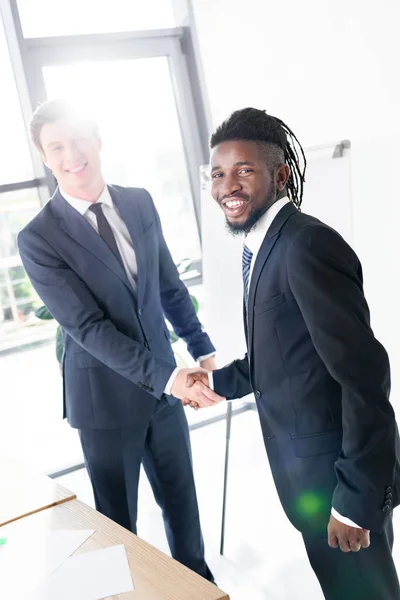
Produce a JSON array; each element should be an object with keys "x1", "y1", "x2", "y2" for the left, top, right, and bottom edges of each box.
[{"x1": 193, "y1": 0, "x2": 400, "y2": 406}]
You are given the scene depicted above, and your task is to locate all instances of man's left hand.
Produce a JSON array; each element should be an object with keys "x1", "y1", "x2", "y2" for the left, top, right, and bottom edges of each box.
[
  {"x1": 199, "y1": 356, "x2": 216, "y2": 371},
  {"x1": 327, "y1": 514, "x2": 370, "y2": 552}
]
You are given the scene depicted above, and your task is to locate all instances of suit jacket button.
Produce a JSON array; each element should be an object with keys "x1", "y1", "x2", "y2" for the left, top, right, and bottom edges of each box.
[
  {"x1": 385, "y1": 499, "x2": 392, "y2": 506},
  {"x1": 382, "y1": 505, "x2": 390, "y2": 513},
  {"x1": 386, "y1": 493, "x2": 393, "y2": 500},
  {"x1": 386, "y1": 486, "x2": 392, "y2": 493},
  {"x1": 138, "y1": 308, "x2": 143, "y2": 315},
  {"x1": 254, "y1": 390, "x2": 261, "y2": 400}
]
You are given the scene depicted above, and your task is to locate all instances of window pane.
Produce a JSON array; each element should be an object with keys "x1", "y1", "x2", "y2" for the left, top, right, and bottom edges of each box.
[
  {"x1": 43, "y1": 57, "x2": 201, "y2": 264},
  {"x1": 16, "y1": 0, "x2": 176, "y2": 38},
  {"x1": 0, "y1": 19, "x2": 34, "y2": 184},
  {"x1": 0, "y1": 188, "x2": 43, "y2": 351}
]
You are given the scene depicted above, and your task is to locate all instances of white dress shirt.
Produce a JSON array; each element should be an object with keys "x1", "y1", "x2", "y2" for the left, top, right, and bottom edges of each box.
[
  {"x1": 210, "y1": 196, "x2": 361, "y2": 529},
  {"x1": 245, "y1": 196, "x2": 291, "y2": 273},
  {"x1": 60, "y1": 185, "x2": 214, "y2": 395},
  {"x1": 61, "y1": 185, "x2": 138, "y2": 290}
]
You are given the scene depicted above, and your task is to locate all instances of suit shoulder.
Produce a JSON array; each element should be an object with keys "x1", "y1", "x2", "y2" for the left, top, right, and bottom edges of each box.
[
  {"x1": 109, "y1": 184, "x2": 154, "y2": 213},
  {"x1": 286, "y1": 211, "x2": 358, "y2": 264},
  {"x1": 110, "y1": 184, "x2": 152, "y2": 202},
  {"x1": 18, "y1": 200, "x2": 55, "y2": 241},
  {"x1": 285, "y1": 210, "x2": 344, "y2": 243},
  {"x1": 285, "y1": 209, "x2": 325, "y2": 232}
]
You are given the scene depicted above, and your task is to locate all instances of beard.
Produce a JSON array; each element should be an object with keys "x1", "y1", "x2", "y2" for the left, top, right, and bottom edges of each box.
[{"x1": 225, "y1": 186, "x2": 278, "y2": 236}]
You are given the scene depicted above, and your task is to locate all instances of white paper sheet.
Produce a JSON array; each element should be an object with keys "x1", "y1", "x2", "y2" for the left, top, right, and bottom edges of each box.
[
  {"x1": 0, "y1": 529, "x2": 95, "y2": 599},
  {"x1": 32, "y1": 544, "x2": 134, "y2": 600}
]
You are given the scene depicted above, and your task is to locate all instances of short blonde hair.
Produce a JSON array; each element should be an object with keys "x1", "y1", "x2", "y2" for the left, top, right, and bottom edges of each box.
[{"x1": 30, "y1": 99, "x2": 99, "y2": 153}]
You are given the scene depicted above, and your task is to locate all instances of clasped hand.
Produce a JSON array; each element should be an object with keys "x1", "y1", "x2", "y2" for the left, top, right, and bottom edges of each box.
[{"x1": 170, "y1": 368, "x2": 225, "y2": 409}]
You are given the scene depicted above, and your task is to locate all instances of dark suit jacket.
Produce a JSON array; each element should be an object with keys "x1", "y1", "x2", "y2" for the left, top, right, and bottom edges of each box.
[
  {"x1": 18, "y1": 185, "x2": 215, "y2": 430},
  {"x1": 214, "y1": 202, "x2": 400, "y2": 534}
]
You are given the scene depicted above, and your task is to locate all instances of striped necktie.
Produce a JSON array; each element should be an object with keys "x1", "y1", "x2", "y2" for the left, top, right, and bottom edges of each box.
[{"x1": 242, "y1": 244, "x2": 253, "y2": 310}]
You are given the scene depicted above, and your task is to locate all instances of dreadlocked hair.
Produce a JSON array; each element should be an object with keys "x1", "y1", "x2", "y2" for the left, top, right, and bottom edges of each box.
[{"x1": 210, "y1": 108, "x2": 306, "y2": 209}]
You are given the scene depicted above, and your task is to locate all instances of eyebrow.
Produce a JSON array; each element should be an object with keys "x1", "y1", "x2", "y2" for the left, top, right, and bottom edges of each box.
[
  {"x1": 47, "y1": 141, "x2": 62, "y2": 148},
  {"x1": 211, "y1": 161, "x2": 256, "y2": 173}
]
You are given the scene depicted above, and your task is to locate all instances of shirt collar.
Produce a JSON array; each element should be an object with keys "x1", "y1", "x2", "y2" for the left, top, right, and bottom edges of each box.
[
  {"x1": 245, "y1": 196, "x2": 290, "y2": 255},
  {"x1": 60, "y1": 184, "x2": 113, "y2": 216}
]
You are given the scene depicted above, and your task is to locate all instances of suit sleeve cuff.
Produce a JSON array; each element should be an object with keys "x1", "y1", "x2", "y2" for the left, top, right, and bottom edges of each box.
[
  {"x1": 164, "y1": 367, "x2": 180, "y2": 395},
  {"x1": 331, "y1": 507, "x2": 362, "y2": 529}
]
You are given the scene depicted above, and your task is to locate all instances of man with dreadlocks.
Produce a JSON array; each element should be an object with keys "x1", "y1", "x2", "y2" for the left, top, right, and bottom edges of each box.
[{"x1": 186, "y1": 108, "x2": 400, "y2": 599}]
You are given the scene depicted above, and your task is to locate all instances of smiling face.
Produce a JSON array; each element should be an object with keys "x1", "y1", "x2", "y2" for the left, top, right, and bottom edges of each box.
[
  {"x1": 40, "y1": 116, "x2": 104, "y2": 200},
  {"x1": 210, "y1": 139, "x2": 290, "y2": 234}
]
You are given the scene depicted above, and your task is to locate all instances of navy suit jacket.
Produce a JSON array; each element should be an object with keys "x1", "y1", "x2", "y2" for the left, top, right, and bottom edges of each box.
[
  {"x1": 214, "y1": 202, "x2": 400, "y2": 534},
  {"x1": 18, "y1": 185, "x2": 215, "y2": 430}
]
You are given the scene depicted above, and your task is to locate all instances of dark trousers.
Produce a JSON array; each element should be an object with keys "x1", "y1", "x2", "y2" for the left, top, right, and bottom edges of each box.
[
  {"x1": 78, "y1": 398, "x2": 213, "y2": 581},
  {"x1": 303, "y1": 514, "x2": 400, "y2": 599}
]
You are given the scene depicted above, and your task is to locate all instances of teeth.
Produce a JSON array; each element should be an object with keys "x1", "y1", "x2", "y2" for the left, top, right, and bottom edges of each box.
[
  {"x1": 69, "y1": 164, "x2": 85, "y2": 173},
  {"x1": 226, "y1": 200, "x2": 245, "y2": 208}
]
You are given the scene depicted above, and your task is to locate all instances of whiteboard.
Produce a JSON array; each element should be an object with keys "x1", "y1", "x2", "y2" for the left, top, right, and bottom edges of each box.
[
  {"x1": 302, "y1": 142, "x2": 352, "y2": 244},
  {"x1": 201, "y1": 142, "x2": 353, "y2": 367}
]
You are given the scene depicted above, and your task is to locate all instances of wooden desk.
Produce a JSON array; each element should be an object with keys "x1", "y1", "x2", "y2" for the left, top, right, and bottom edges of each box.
[
  {"x1": 0, "y1": 455, "x2": 75, "y2": 526},
  {"x1": 1, "y1": 499, "x2": 229, "y2": 600}
]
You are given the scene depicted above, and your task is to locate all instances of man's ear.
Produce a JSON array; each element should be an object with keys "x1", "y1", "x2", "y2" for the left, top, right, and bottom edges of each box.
[{"x1": 276, "y1": 164, "x2": 290, "y2": 192}]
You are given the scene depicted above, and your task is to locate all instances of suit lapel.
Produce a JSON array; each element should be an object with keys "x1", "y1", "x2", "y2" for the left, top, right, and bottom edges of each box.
[
  {"x1": 247, "y1": 202, "x2": 297, "y2": 364},
  {"x1": 51, "y1": 188, "x2": 134, "y2": 295},
  {"x1": 109, "y1": 185, "x2": 146, "y2": 307},
  {"x1": 247, "y1": 234, "x2": 280, "y2": 364}
]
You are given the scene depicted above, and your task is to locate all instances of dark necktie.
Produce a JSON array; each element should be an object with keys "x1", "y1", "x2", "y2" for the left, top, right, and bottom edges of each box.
[
  {"x1": 88, "y1": 203, "x2": 124, "y2": 268},
  {"x1": 242, "y1": 244, "x2": 253, "y2": 312}
]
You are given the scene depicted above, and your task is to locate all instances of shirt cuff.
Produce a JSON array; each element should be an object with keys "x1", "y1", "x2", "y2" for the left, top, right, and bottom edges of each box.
[
  {"x1": 196, "y1": 352, "x2": 216, "y2": 362},
  {"x1": 164, "y1": 367, "x2": 180, "y2": 395},
  {"x1": 208, "y1": 372, "x2": 214, "y2": 390},
  {"x1": 331, "y1": 507, "x2": 361, "y2": 529}
]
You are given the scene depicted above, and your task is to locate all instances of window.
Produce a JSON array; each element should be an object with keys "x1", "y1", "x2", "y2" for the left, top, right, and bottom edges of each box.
[
  {"x1": 43, "y1": 57, "x2": 201, "y2": 264},
  {"x1": 0, "y1": 2, "x2": 233, "y2": 473},
  {"x1": 0, "y1": 188, "x2": 45, "y2": 352},
  {"x1": 0, "y1": 18, "x2": 34, "y2": 184},
  {"x1": 16, "y1": 0, "x2": 176, "y2": 38}
]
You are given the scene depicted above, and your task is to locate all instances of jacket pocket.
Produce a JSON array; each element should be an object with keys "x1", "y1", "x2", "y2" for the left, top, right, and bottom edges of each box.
[
  {"x1": 291, "y1": 428, "x2": 342, "y2": 458},
  {"x1": 254, "y1": 293, "x2": 286, "y2": 315}
]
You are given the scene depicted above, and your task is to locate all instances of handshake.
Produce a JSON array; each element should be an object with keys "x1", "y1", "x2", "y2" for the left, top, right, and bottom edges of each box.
[{"x1": 170, "y1": 367, "x2": 226, "y2": 410}]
